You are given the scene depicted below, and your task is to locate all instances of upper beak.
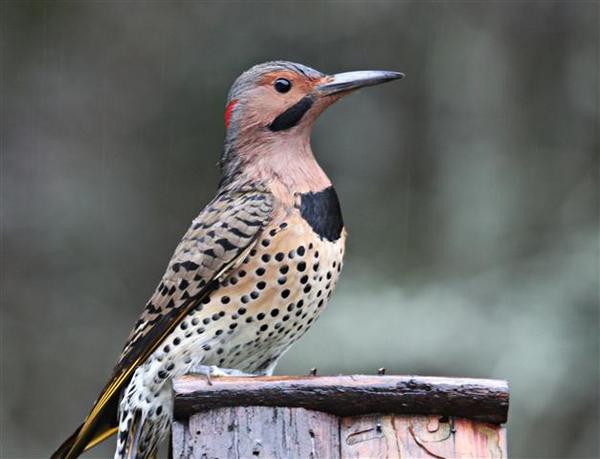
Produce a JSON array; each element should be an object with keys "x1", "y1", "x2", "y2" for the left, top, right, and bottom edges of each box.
[{"x1": 316, "y1": 70, "x2": 404, "y2": 96}]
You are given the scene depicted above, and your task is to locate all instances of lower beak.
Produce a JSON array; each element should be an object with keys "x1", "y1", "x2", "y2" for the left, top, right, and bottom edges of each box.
[{"x1": 317, "y1": 70, "x2": 404, "y2": 95}]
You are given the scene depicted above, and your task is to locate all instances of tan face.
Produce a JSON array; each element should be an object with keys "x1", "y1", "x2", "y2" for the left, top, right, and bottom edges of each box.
[
  {"x1": 220, "y1": 61, "x2": 403, "y2": 192},
  {"x1": 224, "y1": 62, "x2": 403, "y2": 148},
  {"x1": 232, "y1": 70, "x2": 334, "y2": 134}
]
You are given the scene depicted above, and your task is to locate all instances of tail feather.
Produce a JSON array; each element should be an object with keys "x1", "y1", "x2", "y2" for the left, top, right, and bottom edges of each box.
[
  {"x1": 51, "y1": 395, "x2": 119, "y2": 459},
  {"x1": 118, "y1": 410, "x2": 157, "y2": 459},
  {"x1": 124, "y1": 411, "x2": 140, "y2": 459},
  {"x1": 50, "y1": 425, "x2": 82, "y2": 459}
]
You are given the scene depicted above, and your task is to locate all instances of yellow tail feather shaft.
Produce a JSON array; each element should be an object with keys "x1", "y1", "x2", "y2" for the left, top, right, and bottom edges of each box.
[{"x1": 84, "y1": 426, "x2": 118, "y2": 452}]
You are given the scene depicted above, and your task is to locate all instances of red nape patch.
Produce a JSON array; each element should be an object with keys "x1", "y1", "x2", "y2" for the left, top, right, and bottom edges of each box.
[{"x1": 225, "y1": 100, "x2": 238, "y2": 128}]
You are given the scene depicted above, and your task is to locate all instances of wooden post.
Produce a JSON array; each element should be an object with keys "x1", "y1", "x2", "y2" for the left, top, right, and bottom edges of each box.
[{"x1": 171, "y1": 375, "x2": 509, "y2": 458}]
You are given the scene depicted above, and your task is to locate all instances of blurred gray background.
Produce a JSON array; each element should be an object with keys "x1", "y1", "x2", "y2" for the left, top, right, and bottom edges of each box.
[{"x1": 1, "y1": 1, "x2": 598, "y2": 458}]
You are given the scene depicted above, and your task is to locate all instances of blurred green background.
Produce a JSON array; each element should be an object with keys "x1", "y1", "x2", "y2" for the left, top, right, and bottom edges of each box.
[{"x1": 1, "y1": 1, "x2": 598, "y2": 458}]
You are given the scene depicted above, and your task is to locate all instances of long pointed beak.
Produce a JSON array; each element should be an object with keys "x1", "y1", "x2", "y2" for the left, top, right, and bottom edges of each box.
[{"x1": 317, "y1": 70, "x2": 404, "y2": 96}]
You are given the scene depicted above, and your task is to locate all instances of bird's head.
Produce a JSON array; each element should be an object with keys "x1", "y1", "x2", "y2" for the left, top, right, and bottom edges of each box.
[{"x1": 221, "y1": 61, "x2": 403, "y2": 186}]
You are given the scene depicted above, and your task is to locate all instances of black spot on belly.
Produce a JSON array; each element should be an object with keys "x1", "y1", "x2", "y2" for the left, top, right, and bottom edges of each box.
[{"x1": 299, "y1": 186, "x2": 343, "y2": 241}]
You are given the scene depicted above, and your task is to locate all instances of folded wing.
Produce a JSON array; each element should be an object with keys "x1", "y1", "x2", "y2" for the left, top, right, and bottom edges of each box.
[{"x1": 52, "y1": 186, "x2": 274, "y2": 459}]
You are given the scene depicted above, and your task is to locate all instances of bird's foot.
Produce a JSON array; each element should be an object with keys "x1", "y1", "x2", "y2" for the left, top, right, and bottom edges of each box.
[{"x1": 190, "y1": 365, "x2": 256, "y2": 385}]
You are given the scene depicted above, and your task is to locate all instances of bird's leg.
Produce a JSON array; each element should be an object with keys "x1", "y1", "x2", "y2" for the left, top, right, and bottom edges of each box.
[
  {"x1": 210, "y1": 366, "x2": 257, "y2": 377},
  {"x1": 189, "y1": 364, "x2": 214, "y2": 385},
  {"x1": 189, "y1": 364, "x2": 256, "y2": 385}
]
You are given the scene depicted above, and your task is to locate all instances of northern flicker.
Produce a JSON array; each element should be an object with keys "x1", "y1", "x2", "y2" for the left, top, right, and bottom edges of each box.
[{"x1": 52, "y1": 61, "x2": 403, "y2": 459}]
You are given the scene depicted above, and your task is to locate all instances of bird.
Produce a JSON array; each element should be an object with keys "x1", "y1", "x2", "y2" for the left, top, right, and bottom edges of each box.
[{"x1": 52, "y1": 61, "x2": 403, "y2": 459}]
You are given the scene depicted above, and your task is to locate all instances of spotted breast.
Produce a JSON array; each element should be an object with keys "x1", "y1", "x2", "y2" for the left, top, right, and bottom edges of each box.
[
  {"x1": 185, "y1": 211, "x2": 345, "y2": 375},
  {"x1": 133, "y1": 186, "x2": 345, "y2": 381}
]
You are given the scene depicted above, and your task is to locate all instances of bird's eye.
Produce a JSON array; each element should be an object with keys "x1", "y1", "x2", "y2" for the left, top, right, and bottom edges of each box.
[{"x1": 274, "y1": 78, "x2": 292, "y2": 93}]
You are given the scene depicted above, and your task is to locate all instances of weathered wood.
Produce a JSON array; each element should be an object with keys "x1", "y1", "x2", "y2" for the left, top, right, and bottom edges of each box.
[
  {"x1": 172, "y1": 409, "x2": 507, "y2": 459},
  {"x1": 174, "y1": 375, "x2": 509, "y2": 424},
  {"x1": 172, "y1": 406, "x2": 339, "y2": 459},
  {"x1": 340, "y1": 414, "x2": 507, "y2": 459}
]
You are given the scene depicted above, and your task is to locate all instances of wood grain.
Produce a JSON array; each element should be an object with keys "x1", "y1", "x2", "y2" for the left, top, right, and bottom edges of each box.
[
  {"x1": 173, "y1": 374, "x2": 509, "y2": 424},
  {"x1": 172, "y1": 409, "x2": 507, "y2": 459},
  {"x1": 172, "y1": 406, "x2": 339, "y2": 459},
  {"x1": 340, "y1": 414, "x2": 507, "y2": 459}
]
